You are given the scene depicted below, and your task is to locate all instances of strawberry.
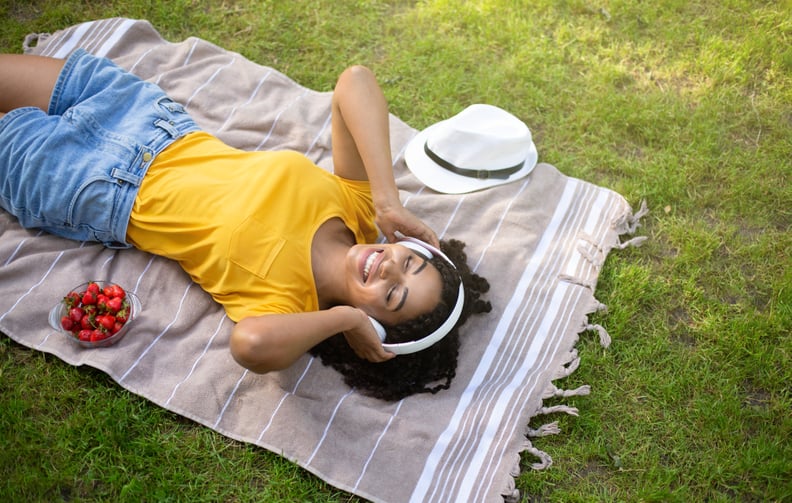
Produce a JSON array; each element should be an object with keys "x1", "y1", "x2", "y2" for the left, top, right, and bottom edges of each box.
[
  {"x1": 90, "y1": 329, "x2": 107, "y2": 342},
  {"x1": 97, "y1": 294, "x2": 109, "y2": 310},
  {"x1": 81, "y1": 291, "x2": 97, "y2": 306},
  {"x1": 86, "y1": 282, "x2": 101, "y2": 296},
  {"x1": 80, "y1": 315, "x2": 93, "y2": 331},
  {"x1": 106, "y1": 297, "x2": 123, "y2": 313},
  {"x1": 63, "y1": 292, "x2": 81, "y2": 308},
  {"x1": 96, "y1": 314, "x2": 116, "y2": 331},
  {"x1": 109, "y1": 284, "x2": 126, "y2": 299},
  {"x1": 69, "y1": 307, "x2": 84, "y2": 322},
  {"x1": 78, "y1": 330, "x2": 93, "y2": 342},
  {"x1": 61, "y1": 316, "x2": 74, "y2": 332}
]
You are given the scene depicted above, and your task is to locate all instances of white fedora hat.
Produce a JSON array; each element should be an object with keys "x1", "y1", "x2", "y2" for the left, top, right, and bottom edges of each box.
[{"x1": 404, "y1": 104, "x2": 538, "y2": 194}]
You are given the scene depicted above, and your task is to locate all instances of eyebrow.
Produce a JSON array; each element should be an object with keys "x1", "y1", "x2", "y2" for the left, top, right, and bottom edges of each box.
[
  {"x1": 393, "y1": 257, "x2": 428, "y2": 311},
  {"x1": 394, "y1": 288, "x2": 409, "y2": 312}
]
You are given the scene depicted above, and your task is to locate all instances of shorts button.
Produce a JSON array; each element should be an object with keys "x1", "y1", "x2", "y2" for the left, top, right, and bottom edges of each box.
[{"x1": 142, "y1": 152, "x2": 153, "y2": 162}]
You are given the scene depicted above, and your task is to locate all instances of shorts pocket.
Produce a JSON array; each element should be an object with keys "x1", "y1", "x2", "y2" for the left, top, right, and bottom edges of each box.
[
  {"x1": 228, "y1": 215, "x2": 285, "y2": 279},
  {"x1": 66, "y1": 174, "x2": 119, "y2": 234}
]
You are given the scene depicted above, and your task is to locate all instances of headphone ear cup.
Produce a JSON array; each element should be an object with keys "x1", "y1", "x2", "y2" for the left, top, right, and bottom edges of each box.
[{"x1": 368, "y1": 316, "x2": 387, "y2": 341}]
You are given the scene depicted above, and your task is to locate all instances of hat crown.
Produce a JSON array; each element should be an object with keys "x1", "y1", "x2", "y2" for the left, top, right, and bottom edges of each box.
[
  {"x1": 426, "y1": 104, "x2": 531, "y2": 171},
  {"x1": 404, "y1": 103, "x2": 538, "y2": 194}
]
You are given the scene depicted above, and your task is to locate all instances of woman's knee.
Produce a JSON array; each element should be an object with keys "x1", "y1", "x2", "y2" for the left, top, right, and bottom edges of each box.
[{"x1": 0, "y1": 54, "x2": 65, "y2": 113}]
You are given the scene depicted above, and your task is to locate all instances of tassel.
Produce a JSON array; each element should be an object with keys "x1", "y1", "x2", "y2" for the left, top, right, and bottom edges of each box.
[
  {"x1": 617, "y1": 235, "x2": 648, "y2": 249},
  {"x1": 553, "y1": 355, "x2": 581, "y2": 379},
  {"x1": 612, "y1": 199, "x2": 649, "y2": 235},
  {"x1": 552, "y1": 384, "x2": 591, "y2": 398},
  {"x1": 628, "y1": 200, "x2": 649, "y2": 233},
  {"x1": 526, "y1": 445, "x2": 553, "y2": 470},
  {"x1": 586, "y1": 323, "x2": 612, "y2": 348},
  {"x1": 503, "y1": 487, "x2": 521, "y2": 503},
  {"x1": 578, "y1": 232, "x2": 602, "y2": 250},
  {"x1": 502, "y1": 467, "x2": 520, "y2": 503},
  {"x1": 527, "y1": 422, "x2": 561, "y2": 437},
  {"x1": 542, "y1": 383, "x2": 559, "y2": 399},
  {"x1": 577, "y1": 244, "x2": 604, "y2": 268},
  {"x1": 588, "y1": 298, "x2": 609, "y2": 314},
  {"x1": 539, "y1": 405, "x2": 580, "y2": 417}
]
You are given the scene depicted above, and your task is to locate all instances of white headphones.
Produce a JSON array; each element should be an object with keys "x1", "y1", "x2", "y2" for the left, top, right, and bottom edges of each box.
[{"x1": 367, "y1": 237, "x2": 465, "y2": 355}]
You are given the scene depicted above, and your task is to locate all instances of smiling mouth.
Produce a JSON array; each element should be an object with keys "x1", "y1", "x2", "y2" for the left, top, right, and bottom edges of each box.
[{"x1": 362, "y1": 250, "x2": 383, "y2": 283}]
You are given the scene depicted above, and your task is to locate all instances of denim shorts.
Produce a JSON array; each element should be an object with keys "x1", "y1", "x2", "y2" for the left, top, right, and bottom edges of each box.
[{"x1": 0, "y1": 49, "x2": 201, "y2": 248}]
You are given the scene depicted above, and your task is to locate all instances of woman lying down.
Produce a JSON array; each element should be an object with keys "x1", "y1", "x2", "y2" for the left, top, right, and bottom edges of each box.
[{"x1": 0, "y1": 49, "x2": 491, "y2": 401}]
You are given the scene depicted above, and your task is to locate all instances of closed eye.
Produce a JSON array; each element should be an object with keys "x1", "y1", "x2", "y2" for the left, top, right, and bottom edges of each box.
[{"x1": 407, "y1": 251, "x2": 428, "y2": 275}]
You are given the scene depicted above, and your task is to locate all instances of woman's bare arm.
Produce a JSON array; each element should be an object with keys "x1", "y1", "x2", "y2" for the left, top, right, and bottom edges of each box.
[
  {"x1": 230, "y1": 307, "x2": 395, "y2": 373},
  {"x1": 330, "y1": 65, "x2": 438, "y2": 247}
]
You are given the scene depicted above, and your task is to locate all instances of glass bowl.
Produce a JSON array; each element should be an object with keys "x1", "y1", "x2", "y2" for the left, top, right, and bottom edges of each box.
[{"x1": 48, "y1": 281, "x2": 142, "y2": 348}]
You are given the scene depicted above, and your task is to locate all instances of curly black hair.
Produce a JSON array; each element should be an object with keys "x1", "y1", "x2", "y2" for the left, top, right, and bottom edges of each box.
[{"x1": 309, "y1": 239, "x2": 492, "y2": 401}]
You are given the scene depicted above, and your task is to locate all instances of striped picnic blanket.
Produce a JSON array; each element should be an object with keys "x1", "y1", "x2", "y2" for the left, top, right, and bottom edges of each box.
[{"x1": 0, "y1": 18, "x2": 645, "y2": 502}]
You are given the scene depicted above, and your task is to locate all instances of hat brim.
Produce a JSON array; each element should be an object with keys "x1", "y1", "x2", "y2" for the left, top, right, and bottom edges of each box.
[{"x1": 404, "y1": 121, "x2": 538, "y2": 194}]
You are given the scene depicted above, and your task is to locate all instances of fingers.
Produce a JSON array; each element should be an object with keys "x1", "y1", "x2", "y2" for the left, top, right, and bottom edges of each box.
[
  {"x1": 363, "y1": 348, "x2": 397, "y2": 363},
  {"x1": 420, "y1": 227, "x2": 440, "y2": 248},
  {"x1": 376, "y1": 207, "x2": 439, "y2": 247},
  {"x1": 351, "y1": 342, "x2": 396, "y2": 363},
  {"x1": 344, "y1": 312, "x2": 398, "y2": 363}
]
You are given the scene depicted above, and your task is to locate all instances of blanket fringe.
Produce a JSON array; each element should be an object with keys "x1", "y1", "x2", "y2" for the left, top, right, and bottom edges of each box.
[
  {"x1": 586, "y1": 323, "x2": 612, "y2": 348},
  {"x1": 617, "y1": 235, "x2": 648, "y2": 249},
  {"x1": 552, "y1": 349, "x2": 580, "y2": 379},
  {"x1": 613, "y1": 199, "x2": 649, "y2": 235},
  {"x1": 514, "y1": 200, "x2": 649, "y2": 497},
  {"x1": 23, "y1": 32, "x2": 49, "y2": 52},
  {"x1": 526, "y1": 444, "x2": 554, "y2": 470},
  {"x1": 538, "y1": 404, "x2": 580, "y2": 417},
  {"x1": 527, "y1": 421, "x2": 561, "y2": 437},
  {"x1": 503, "y1": 477, "x2": 521, "y2": 503},
  {"x1": 577, "y1": 243, "x2": 605, "y2": 268},
  {"x1": 588, "y1": 297, "x2": 609, "y2": 314},
  {"x1": 543, "y1": 383, "x2": 592, "y2": 399}
]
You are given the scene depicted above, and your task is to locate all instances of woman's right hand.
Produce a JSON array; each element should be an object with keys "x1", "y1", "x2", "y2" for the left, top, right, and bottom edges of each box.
[{"x1": 341, "y1": 307, "x2": 396, "y2": 363}]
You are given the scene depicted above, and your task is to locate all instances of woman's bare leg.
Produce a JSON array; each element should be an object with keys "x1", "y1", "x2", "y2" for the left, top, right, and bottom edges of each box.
[{"x1": 0, "y1": 54, "x2": 66, "y2": 114}]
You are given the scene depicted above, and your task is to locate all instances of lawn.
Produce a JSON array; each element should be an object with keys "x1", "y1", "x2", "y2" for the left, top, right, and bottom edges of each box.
[{"x1": 1, "y1": 0, "x2": 790, "y2": 501}]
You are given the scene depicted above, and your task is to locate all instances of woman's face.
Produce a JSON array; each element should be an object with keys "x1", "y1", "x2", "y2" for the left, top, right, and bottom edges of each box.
[{"x1": 345, "y1": 243, "x2": 443, "y2": 326}]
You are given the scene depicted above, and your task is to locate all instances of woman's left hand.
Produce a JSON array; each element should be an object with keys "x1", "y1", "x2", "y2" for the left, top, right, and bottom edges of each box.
[{"x1": 376, "y1": 204, "x2": 439, "y2": 247}]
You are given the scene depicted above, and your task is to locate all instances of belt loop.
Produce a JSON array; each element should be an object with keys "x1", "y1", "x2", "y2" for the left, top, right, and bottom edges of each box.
[
  {"x1": 111, "y1": 167, "x2": 143, "y2": 186},
  {"x1": 155, "y1": 118, "x2": 179, "y2": 138}
]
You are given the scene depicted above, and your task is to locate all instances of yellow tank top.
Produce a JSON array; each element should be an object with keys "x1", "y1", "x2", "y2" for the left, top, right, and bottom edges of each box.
[{"x1": 127, "y1": 132, "x2": 377, "y2": 321}]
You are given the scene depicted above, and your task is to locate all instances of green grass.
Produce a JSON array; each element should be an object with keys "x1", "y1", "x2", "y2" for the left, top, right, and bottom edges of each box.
[{"x1": 1, "y1": 0, "x2": 790, "y2": 501}]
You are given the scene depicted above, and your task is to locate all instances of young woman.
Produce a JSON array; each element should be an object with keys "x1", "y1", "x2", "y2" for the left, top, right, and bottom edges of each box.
[{"x1": 0, "y1": 50, "x2": 490, "y2": 399}]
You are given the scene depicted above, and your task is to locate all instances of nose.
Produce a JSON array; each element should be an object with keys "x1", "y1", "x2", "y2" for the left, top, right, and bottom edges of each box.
[{"x1": 379, "y1": 256, "x2": 401, "y2": 280}]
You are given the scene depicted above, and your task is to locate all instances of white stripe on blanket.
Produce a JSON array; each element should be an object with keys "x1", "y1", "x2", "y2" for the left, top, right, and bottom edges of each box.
[{"x1": 3, "y1": 18, "x2": 646, "y2": 503}]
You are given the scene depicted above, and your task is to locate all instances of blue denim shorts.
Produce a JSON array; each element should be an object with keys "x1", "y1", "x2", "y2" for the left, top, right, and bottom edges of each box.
[{"x1": 0, "y1": 49, "x2": 200, "y2": 248}]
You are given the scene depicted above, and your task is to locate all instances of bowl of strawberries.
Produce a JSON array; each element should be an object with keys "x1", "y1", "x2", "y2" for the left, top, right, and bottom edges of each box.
[{"x1": 48, "y1": 281, "x2": 142, "y2": 348}]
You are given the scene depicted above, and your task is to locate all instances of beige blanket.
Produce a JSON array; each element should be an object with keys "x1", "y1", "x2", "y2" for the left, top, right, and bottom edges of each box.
[{"x1": 0, "y1": 18, "x2": 645, "y2": 502}]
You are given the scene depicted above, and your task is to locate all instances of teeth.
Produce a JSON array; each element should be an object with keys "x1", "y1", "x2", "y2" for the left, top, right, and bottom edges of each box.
[{"x1": 363, "y1": 251, "x2": 380, "y2": 282}]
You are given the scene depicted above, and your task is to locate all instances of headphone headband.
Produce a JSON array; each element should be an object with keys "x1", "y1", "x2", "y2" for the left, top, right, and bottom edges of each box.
[{"x1": 379, "y1": 237, "x2": 466, "y2": 355}]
